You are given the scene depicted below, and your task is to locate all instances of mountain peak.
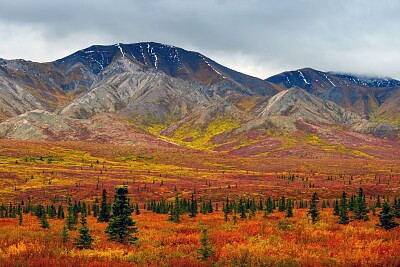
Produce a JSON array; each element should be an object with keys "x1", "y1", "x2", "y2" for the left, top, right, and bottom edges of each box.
[{"x1": 52, "y1": 42, "x2": 279, "y2": 96}]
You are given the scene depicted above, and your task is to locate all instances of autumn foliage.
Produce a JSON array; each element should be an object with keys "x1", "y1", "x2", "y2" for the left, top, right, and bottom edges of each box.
[{"x1": 0, "y1": 140, "x2": 399, "y2": 266}]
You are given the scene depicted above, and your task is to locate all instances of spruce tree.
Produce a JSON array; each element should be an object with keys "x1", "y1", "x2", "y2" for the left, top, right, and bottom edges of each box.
[
  {"x1": 105, "y1": 186, "x2": 138, "y2": 244},
  {"x1": 378, "y1": 201, "x2": 399, "y2": 230},
  {"x1": 57, "y1": 204, "x2": 65, "y2": 219},
  {"x1": 207, "y1": 200, "x2": 213, "y2": 213},
  {"x1": 333, "y1": 199, "x2": 340, "y2": 216},
  {"x1": 376, "y1": 195, "x2": 381, "y2": 208},
  {"x1": 169, "y1": 195, "x2": 181, "y2": 223},
  {"x1": 308, "y1": 192, "x2": 320, "y2": 224},
  {"x1": 48, "y1": 204, "x2": 57, "y2": 218},
  {"x1": 266, "y1": 197, "x2": 274, "y2": 214},
  {"x1": 135, "y1": 203, "x2": 140, "y2": 215},
  {"x1": 285, "y1": 199, "x2": 293, "y2": 218},
  {"x1": 354, "y1": 188, "x2": 369, "y2": 221},
  {"x1": 75, "y1": 209, "x2": 94, "y2": 249},
  {"x1": 197, "y1": 228, "x2": 215, "y2": 261},
  {"x1": 278, "y1": 195, "x2": 286, "y2": 212},
  {"x1": 93, "y1": 204, "x2": 99, "y2": 218},
  {"x1": 189, "y1": 194, "x2": 198, "y2": 218},
  {"x1": 339, "y1": 191, "x2": 349, "y2": 224},
  {"x1": 62, "y1": 223, "x2": 70, "y2": 243},
  {"x1": 66, "y1": 196, "x2": 78, "y2": 230},
  {"x1": 40, "y1": 212, "x2": 50, "y2": 229},
  {"x1": 98, "y1": 189, "x2": 111, "y2": 222},
  {"x1": 35, "y1": 204, "x2": 45, "y2": 219},
  {"x1": 19, "y1": 211, "x2": 23, "y2": 226},
  {"x1": 239, "y1": 199, "x2": 246, "y2": 219}
]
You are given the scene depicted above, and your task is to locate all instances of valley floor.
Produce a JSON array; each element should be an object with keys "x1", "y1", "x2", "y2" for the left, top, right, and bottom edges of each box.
[{"x1": 0, "y1": 140, "x2": 399, "y2": 266}]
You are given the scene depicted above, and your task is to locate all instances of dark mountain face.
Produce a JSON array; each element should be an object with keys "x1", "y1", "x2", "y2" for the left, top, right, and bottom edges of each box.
[
  {"x1": 266, "y1": 68, "x2": 400, "y2": 118},
  {"x1": 266, "y1": 68, "x2": 400, "y2": 91},
  {"x1": 54, "y1": 42, "x2": 279, "y2": 96}
]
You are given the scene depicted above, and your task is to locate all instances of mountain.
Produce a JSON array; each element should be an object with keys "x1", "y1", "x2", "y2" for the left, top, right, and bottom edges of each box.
[
  {"x1": 0, "y1": 42, "x2": 280, "y2": 122},
  {"x1": 54, "y1": 42, "x2": 280, "y2": 96},
  {"x1": 0, "y1": 43, "x2": 399, "y2": 159},
  {"x1": 266, "y1": 68, "x2": 400, "y2": 119}
]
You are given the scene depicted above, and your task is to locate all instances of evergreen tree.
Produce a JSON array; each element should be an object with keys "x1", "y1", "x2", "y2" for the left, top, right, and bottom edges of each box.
[
  {"x1": 19, "y1": 211, "x2": 23, "y2": 226},
  {"x1": 105, "y1": 186, "x2": 138, "y2": 244},
  {"x1": 239, "y1": 199, "x2": 246, "y2": 219},
  {"x1": 9, "y1": 202, "x2": 16, "y2": 218},
  {"x1": 207, "y1": 200, "x2": 213, "y2": 213},
  {"x1": 285, "y1": 199, "x2": 293, "y2": 218},
  {"x1": 17, "y1": 204, "x2": 21, "y2": 216},
  {"x1": 169, "y1": 195, "x2": 181, "y2": 223},
  {"x1": 75, "y1": 209, "x2": 94, "y2": 249},
  {"x1": 349, "y1": 195, "x2": 356, "y2": 211},
  {"x1": 354, "y1": 188, "x2": 369, "y2": 221},
  {"x1": 278, "y1": 195, "x2": 286, "y2": 212},
  {"x1": 35, "y1": 204, "x2": 45, "y2": 219},
  {"x1": 135, "y1": 203, "x2": 140, "y2": 215},
  {"x1": 249, "y1": 198, "x2": 256, "y2": 217},
  {"x1": 92, "y1": 204, "x2": 99, "y2": 218},
  {"x1": 378, "y1": 201, "x2": 399, "y2": 230},
  {"x1": 48, "y1": 204, "x2": 57, "y2": 218},
  {"x1": 57, "y1": 204, "x2": 65, "y2": 219},
  {"x1": 333, "y1": 199, "x2": 340, "y2": 216},
  {"x1": 308, "y1": 192, "x2": 320, "y2": 224},
  {"x1": 40, "y1": 212, "x2": 50, "y2": 229},
  {"x1": 266, "y1": 196, "x2": 274, "y2": 214},
  {"x1": 339, "y1": 191, "x2": 349, "y2": 225},
  {"x1": 376, "y1": 195, "x2": 382, "y2": 208},
  {"x1": 197, "y1": 228, "x2": 215, "y2": 261},
  {"x1": 258, "y1": 198, "x2": 264, "y2": 211},
  {"x1": 66, "y1": 195, "x2": 78, "y2": 230},
  {"x1": 98, "y1": 189, "x2": 111, "y2": 222},
  {"x1": 189, "y1": 194, "x2": 198, "y2": 218},
  {"x1": 62, "y1": 223, "x2": 70, "y2": 243}
]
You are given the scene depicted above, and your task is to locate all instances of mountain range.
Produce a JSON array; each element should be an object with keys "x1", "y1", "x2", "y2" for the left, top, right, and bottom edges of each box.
[{"x1": 0, "y1": 42, "x2": 399, "y2": 159}]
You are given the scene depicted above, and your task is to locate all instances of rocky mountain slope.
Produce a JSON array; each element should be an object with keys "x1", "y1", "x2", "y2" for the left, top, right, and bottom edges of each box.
[
  {"x1": 266, "y1": 68, "x2": 400, "y2": 119},
  {"x1": 0, "y1": 60, "x2": 75, "y2": 120},
  {"x1": 0, "y1": 42, "x2": 398, "y2": 159}
]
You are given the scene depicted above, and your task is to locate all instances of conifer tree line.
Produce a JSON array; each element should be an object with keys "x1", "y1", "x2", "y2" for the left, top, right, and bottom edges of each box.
[
  {"x1": 0, "y1": 186, "x2": 138, "y2": 249},
  {"x1": 147, "y1": 194, "x2": 302, "y2": 221},
  {"x1": 331, "y1": 188, "x2": 400, "y2": 229},
  {"x1": 1, "y1": 186, "x2": 399, "y2": 245}
]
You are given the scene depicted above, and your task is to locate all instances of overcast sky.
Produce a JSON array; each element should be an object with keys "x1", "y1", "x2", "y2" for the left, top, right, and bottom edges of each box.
[{"x1": 0, "y1": 0, "x2": 399, "y2": 79}]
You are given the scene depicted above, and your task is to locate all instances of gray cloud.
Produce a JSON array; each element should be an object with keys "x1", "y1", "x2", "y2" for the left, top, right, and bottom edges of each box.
[{"x1": 0, "y1": 0, "x2": 399, "y2": 79}]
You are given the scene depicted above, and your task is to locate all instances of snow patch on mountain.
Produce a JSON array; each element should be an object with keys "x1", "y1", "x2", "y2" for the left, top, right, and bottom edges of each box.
[
  {"x1": 116, "y1": 43, "x2": 125, "y2": 59},
  {"x1": 298, "y1": 71, "x2": 309, "y2": 84}
]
